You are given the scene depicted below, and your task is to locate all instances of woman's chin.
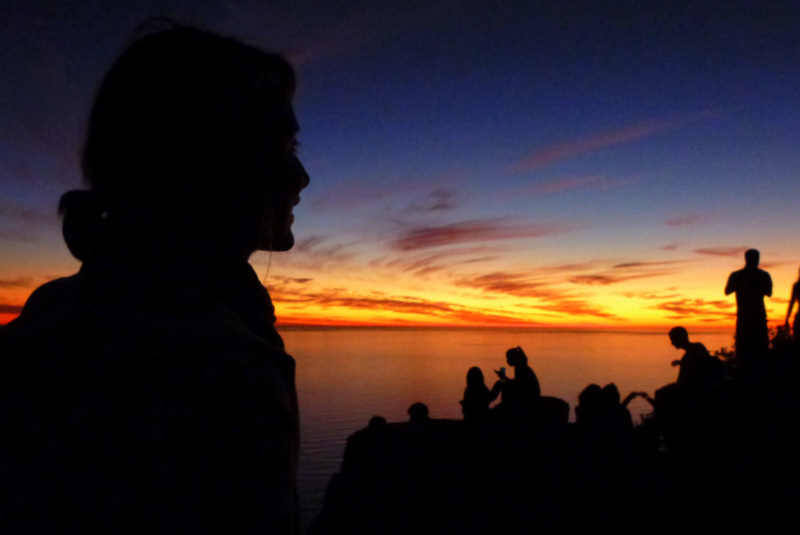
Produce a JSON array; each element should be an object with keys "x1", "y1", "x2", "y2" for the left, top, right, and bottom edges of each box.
[{"x1": 256, "y1": 230, "x2": 294, "y2": 252}]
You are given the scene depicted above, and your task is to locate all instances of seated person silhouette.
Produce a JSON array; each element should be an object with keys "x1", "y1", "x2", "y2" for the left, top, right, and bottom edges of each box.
[
  {"x1": 0, "y1": 24, "x2": 309, "y2": 534},
  {"x1": 408, "y1": 402, "x2": 431, "y2": 424},
  {"x1": 460, "y1": 366, "x2": 502, "y2": 421},
  {"x1": 725, "y1": 248, "x2": 772, "y2": 359},
  {"x1": 668, "y1": 326, "x2": 723, "y2": 390},
  {"x1": 494, "y1": 346, "x2": 541, "y2": 417},
  {"x1": 575, "y1": 383, "x2": 603, "y2": 426},
  {"x1": 601, "y1": 383, "x2": 635, "y2": 431},
  {"x1": 576, "y1": 383, "x2": 635, "y2": 432},
  {"x1": 657, "y1": 327, "x2": 724, "y2": 453}
]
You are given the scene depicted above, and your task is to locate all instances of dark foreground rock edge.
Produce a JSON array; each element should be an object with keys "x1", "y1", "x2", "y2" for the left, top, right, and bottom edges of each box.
[{"x1": 309, "y1": 381, "x2": 800, "y2": 535}]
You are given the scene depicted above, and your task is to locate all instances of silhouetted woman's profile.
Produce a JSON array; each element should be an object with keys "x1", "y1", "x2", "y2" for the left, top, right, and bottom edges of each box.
[{"x1": 0, "y1": 24, "x2": 309, "y2": 534}]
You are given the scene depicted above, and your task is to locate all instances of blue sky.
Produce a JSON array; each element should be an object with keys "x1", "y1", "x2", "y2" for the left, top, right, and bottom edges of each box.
[{"x1": 2, "y1": 1, "x2": 799, "y2": 328}]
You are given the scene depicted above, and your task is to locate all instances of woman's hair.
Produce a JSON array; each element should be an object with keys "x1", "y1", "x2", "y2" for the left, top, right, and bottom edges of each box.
[
  {"x1": 601, "y1": 383, "x2": 620, "y2": 405},
  {"x1": 578, "y1": 383, "x2": 602, "y2": 407},
  {"x1": 506, "y1": 346, "x2": 527, "y2": 366},
  {"x1": 61, "y1": 24, "x2": 297, "y2": 261},
  {"x1": 466, "y1": 366, "x2": 485, "y2": 387}
]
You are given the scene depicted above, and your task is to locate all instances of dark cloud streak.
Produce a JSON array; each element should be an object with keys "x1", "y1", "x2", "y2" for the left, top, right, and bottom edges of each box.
[
  {"x1": 0, "y1": 277, "x2": 35, "y2": 288},
  {"x1": 693, "y1": 247, "x2": 748, "y2": 258},
  {"x1": 392, "y1": 220, "x2": 567, "y2": 251},
  {"x1": 0, "y1": 304, "x2": 23, "y2": 314}
]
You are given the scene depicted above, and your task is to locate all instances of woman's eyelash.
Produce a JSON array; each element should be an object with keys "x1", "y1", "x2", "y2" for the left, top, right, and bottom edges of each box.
[{"x1": 290, "y1": 140, "x2": 300, "y2": 153}]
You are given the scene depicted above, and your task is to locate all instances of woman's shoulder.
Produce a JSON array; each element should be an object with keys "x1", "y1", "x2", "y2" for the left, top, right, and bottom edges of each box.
[{"x1": 3, "y1": 260, "x2": 285, "y2": 365}]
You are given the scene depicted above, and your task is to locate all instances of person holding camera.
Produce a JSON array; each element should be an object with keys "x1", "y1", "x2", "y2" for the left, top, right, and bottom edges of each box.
[{"x1": 494, "y1": 346, "x2": 541, "y2": 418}]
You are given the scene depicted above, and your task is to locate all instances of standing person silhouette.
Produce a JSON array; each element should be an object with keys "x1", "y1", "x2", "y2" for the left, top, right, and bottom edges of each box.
[
  {"x1": 0, "y1": 25, "x2": 309, "y2": 534},
  {"x1": 784, "y1": 266, "x2": 800, "y2": 339},
  {"x1": 725, "y1": 249, "x2": 772, "y2": 362}
]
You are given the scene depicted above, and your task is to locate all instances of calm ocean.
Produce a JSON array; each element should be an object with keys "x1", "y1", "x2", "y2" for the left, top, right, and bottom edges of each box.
[{"x1": 280, "y1": 327, "x2": 734, "y2": 529}]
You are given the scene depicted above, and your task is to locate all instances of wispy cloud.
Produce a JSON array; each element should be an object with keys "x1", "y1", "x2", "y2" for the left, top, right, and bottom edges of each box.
[
  {"x1": 0, "y1": 199, "x2": 49, "y2": 223},
  {"x1": 510, "y1": 111, "x2": 715, "y2": 172},
  {"x1": 662, "y1": 242, "x2": 680, "y2": 251},
  {"x1": 374, "y1": 246, "x2": 498, "y2": 277},
  {"x1": 254, "y1": 235, "x2": 356, "y2": 273},
  {"x1": 0, "y1": 277, "x2": 35, "y2": 289},
  {"x1": 0, "y1": 304, "x2": 23, "y2": 314},
  {"x1": 270, "y1": 283, "x2": 545, "y2": 326},
  {"x1": 406, "y1": 188, "x2": 459, "y2": 214},
  {"x1": 392, "y1": 219, "x2": 568, "y2": 251},
  {"x1": 612, "y1": 261, "x2": 679, "y2": 269},
  {"x1": 519, "y1": 175, "x2": 637, "y2": 196},
  {"x1": 291, "y1": 235, "x2": 354, "y2": 262},
  {"x1": 269, "y1": 275, "x2": 313, "y2": 285},
  {"x1": 307, "y1": 177, "x2": 398, "y2": 211},
  {"x1": 569, "y1": 260, "x2": 679, "y2": 285},
  {"x1": 453, "y1": 270, "x2": 617, "y2": 319},
  {"x1": 454, "y1": 271, "x2": 552, "y2": 298},
  {"x1": 0, "y1": 226, "x2": 39, "y2": 243},
  {"x1": 620, "y1": 289, "x2": 682, "y2": 300},
  {"x1": 569, "y1": 273, "x2": 667, "y2": 285},
  {"x1": 693, "y1": 247, "x2": 748, "y2": 258},
  {"x1": 653, "y1": 298, "x2": 735, "y2": 320},
  {"x1": 665, "y1": 214, "x2": 709, "y2": 226},
  {"x1": 522, "y1": 300, "x2": 619, "y2": 320},
  {"x1": 0, "y1": 199, "x2": 52, "y2": 242}
]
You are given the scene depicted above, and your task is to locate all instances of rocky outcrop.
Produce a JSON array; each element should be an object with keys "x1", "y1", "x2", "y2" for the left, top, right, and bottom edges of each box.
[{"x1": 310, "y1": 377, "x2": 800, "y2": 534}]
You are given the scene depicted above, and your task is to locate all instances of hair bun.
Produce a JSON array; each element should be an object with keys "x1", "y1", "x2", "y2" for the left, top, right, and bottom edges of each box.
[{"x1": 59, "y1": 189, "x2": 108, "y2": 261}]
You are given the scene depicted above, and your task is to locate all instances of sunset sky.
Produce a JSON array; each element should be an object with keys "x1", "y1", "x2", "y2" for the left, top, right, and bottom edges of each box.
[{"x1": 2, "y1": 1, "x2": 799, "y2": 330}]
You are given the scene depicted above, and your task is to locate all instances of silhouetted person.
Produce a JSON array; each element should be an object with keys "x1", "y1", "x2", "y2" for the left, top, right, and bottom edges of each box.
[
  {"x1": 725, "y1": 249, "x2": 772, "y2": 360},
  {"x1": 784, "y1": 266, "x2": 800, "y2": 341},
  {"x1": 460, "y1": 366, "x2": 501, "y2": 421},
  {"x1": 408, "y1": 402, "x2": 430, "y2": 423},
  {"x1": 575, "y1": 383, "x2": 634, "y2": 439},
  {"x1": 668, "y1": 326, "x2": 723, "y2": 389},
  {"x1": 656, "y1": 327, "x2": 724, "y2": 455},
  {"x1": 575, "y1": 383, "x2": 603, "y2": 426},
  {"x1": 370, "y1": 415, "x2": 388, "y2": 428},
  {"x1": 0, "y1": 24, "x2": 309, "y2": 534},
  {"x1": 601, "y1": 383, "x2": 635, "y2": 431},
  {"x1": 494, "y1": 346, "x2": 541, "y2": 417}
]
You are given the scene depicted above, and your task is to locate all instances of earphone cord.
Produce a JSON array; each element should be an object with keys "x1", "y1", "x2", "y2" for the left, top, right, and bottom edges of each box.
[{"x1": 262, "y1": 250, "x2": 272, "y2": 285}]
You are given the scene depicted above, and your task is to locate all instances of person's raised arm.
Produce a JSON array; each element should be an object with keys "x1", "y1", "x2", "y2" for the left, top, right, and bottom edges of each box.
[
  {"x1": 621, "y1": 391, "x2": 639, "y2": 408},
  {"x1": 489, "y1": 380, "x2": 502, "y2": 402},
  {"x1": 638, "y1": 392, "x2": 655, "y2": 407},
  {"x1": 724, "y1": 273, "x2": 735, "y2": 296}
]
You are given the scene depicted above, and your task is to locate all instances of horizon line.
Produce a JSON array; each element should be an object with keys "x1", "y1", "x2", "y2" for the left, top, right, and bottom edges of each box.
[{"x1": 275, "y1": 323, "x2": 735, "y2": 336}]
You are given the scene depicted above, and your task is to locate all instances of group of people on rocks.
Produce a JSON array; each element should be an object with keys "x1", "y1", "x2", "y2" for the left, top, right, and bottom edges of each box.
[
  {"x1": 455, "y1": 328, "x2": 720, "y2": 432},
  {"x1": 319, "y1": 250, "x2": 800, "y2": 535},
  {"x1": 451, "y1": 248, "x2": 796, "y2": 431}
]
